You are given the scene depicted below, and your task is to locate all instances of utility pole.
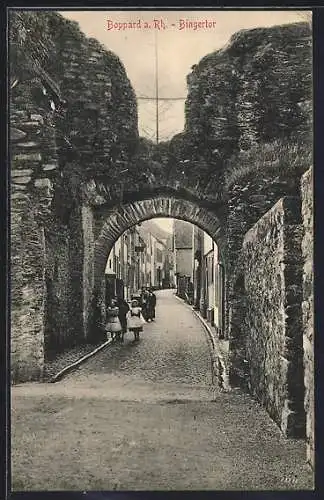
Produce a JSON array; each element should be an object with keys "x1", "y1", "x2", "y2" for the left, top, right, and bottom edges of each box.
[
  {"x1": 155, "y1": 29, "x2": 159, "y2": 145},
  {"x1": 137, "y1": 31, "x2": 186, "y2": 144}
]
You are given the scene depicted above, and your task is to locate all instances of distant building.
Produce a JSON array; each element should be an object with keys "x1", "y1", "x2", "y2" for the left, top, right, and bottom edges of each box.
[
  {"x1": 173, "y1": 221, "x2": 225, "y2": 337},
  {"x1": 105, "y1": 219, "x2": 174, "y2": 306},
  {"x1": 163, "y1": 233, "x2": 175, "y2": 288},
  {"x1": 173, "y1": 220, "x2": 194, "y2": 300},
  {"x1": 105, "y1": 225, "x2": 146, "y2": 301}
]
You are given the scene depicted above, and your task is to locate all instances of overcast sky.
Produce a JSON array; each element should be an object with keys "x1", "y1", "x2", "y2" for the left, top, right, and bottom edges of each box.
[{"x1": 60, "y1": 9, "x2": 311, "y2": 232}]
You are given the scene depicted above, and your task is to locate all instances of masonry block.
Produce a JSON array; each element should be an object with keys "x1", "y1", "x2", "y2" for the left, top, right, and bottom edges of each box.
[
  {"x1": 240, "y1": 196, "x2": 305, "y2": 438},
  {"x1": 301, "y1": 167, "x2": 314, "y2": 468}
]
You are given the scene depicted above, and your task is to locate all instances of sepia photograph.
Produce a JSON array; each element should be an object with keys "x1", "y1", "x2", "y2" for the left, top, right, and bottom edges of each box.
[{"x1": 9, "y1": 7, "x2": 314, "y2": 491}]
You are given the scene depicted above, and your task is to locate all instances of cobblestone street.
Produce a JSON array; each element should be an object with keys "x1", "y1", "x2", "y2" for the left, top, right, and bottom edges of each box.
[
  {"x1": 11, "y1": 290, "x2": 313, "y2": 491},
  {"x1": 63, "y1": 289, "x2": 214, "y2": 388}
]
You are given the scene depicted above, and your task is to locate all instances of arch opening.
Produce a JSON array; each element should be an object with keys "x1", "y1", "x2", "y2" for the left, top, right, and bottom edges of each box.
[
  {"x1": 102, "y1": 217, "x2": 225, "y2": 339},
  {"x1": 93, "y1": 195, "x2": 225, "y2": 292},
  {"x1": 87, "y1": 195, "x2": 227, "y2": 346}
]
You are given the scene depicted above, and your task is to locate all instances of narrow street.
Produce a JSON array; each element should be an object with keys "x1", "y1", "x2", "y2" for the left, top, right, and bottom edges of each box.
[{"x1": 11, "y1": 290, "x2": 313, "y2": 491}]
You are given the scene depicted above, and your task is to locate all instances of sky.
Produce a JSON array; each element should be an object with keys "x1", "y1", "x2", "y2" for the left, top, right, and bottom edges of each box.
[{"x1": 60, "y1": 9, "x2": 311, "y2": 233}]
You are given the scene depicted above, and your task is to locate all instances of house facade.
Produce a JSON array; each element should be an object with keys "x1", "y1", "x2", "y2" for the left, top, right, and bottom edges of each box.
[
  {"x1": 105, "y1": 220, "x2": 174, "y2": 305},
  {"x1": 173, "y1": 220, "x2": 225, "y2": 337}
]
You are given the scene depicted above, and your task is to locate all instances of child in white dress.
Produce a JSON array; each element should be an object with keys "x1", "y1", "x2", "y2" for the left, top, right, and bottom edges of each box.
[
  {"x1": 106, "y1": 298, "x2": 122, "y2": 342},
  {"x1": 126, "y1": 299, "x2": 146, "y2": 341}
]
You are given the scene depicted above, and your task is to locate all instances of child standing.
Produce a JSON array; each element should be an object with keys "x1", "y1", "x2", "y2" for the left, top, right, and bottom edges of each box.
[
  {"x1": 126, "y1": 299, "x2": 146, "y2": 341},
  {"x1": 106, "y1": 298, "x2": 122, "y2": 342}
]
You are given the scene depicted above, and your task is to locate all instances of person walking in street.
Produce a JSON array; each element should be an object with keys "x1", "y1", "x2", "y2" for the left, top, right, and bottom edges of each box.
[
  {"x1": 126, "y1": 299, "x2": 146, "y2": 341},
  {"x1": 148, "y1": 289, "x2": 157, "y2": 321},
  {"x1": 140, "y1": 287, "x2": 150, "y2": 321},
  {"x1": 116, "y1": 296, "x2": 129, "y2": 342},
  {"x1": 106, "y1": 298, "x2": 122, "y2": 342}
]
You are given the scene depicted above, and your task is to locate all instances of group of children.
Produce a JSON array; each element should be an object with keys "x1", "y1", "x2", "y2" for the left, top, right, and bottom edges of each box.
[{"x1": 105, "y1": 296, "x2": 148, "y2": 343}]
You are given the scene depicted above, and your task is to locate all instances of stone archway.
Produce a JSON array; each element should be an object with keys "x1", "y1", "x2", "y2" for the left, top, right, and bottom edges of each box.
[
  {"x1": 93, "y1": 195, "x2": 223, "y2": 291},
  {"x1": 84, "y1": 195, "x2": 224, "y2": 342}
]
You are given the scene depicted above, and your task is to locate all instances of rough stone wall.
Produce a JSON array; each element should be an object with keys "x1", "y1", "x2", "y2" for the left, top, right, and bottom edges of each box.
[
  {"x1": 11, "y1": 198, "x2": 46, "y2": 382},
  {"x1": 301, "y1": 168, "x2": 314, "y2": 467},
  {"x1": 80, "y1": 20, "x2": 311, "y2": 295},
  {"x1": 10, "y1": 13, "x2": 312, "y2": 387},
  {"x1": 44, "y1": 224, "x2": 70, "y2": 359},
  {"x1": 10, "y1": 11, "x2": 139, "y2": 381},
  {"x1": 61, "y1": 22, "x2": 312, "y2": 216},
  {"x1": 185, "y1": 22, "x2": 311, "y2": 158},
  {"x1": 155, "y1": 22, "x2": 311, "y2": 204},
  {"x1": 81, "y1": 205, "x2": 95, "y2": 341},
  {"x1": 10, "y1": 62, "x2": 58, "y2": 381},
  {"x1": 91, "y1": 22, "x2": 311, "y2": 211},
  {"x1": 39, "y1": 12, "x2": 139, "y2": 347},
  {"x1": 44, "y1": 14, "x2": 138, "y2": 180},
  {"x1": 173, "y1": 21, "x2": 312, "y2": 341},
  {"x1": 44, "y1": 205, "x2": 96, "y2": 355},
  {"x1": 226, "y1": 169, "x2": 303, "y2": 346},
  {"x1": 241, "y1": 197, "x2": 305, "y2": 438}
]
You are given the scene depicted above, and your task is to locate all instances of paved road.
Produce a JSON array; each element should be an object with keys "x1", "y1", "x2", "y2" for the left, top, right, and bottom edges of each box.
[
  {"x1": 64, "y1": 289, "x2": 214, "y2": 391},
  {"x1": 11, "y1": 290, "x2": 314, "y2": 491}
]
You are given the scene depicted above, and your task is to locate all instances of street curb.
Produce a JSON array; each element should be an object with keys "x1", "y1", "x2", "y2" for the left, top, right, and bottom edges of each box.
[
  {"x1": 192, "y1": 311, "x2": 230, "y2": 392},
  {"x1": 49, "y1": 339, "x2": 113, "y2": 383},
  {"x1": 174, "y1": 295, "x2": 230, "y2": 391}
]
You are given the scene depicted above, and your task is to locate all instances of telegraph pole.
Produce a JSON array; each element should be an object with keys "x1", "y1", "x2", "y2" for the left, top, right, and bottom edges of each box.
[
  {"x1": 136, "y1": 30, "x2": 187, "y2": 143},
  {"x1": 155, "y1": 29, "x2": 159, "y2": 144}
]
